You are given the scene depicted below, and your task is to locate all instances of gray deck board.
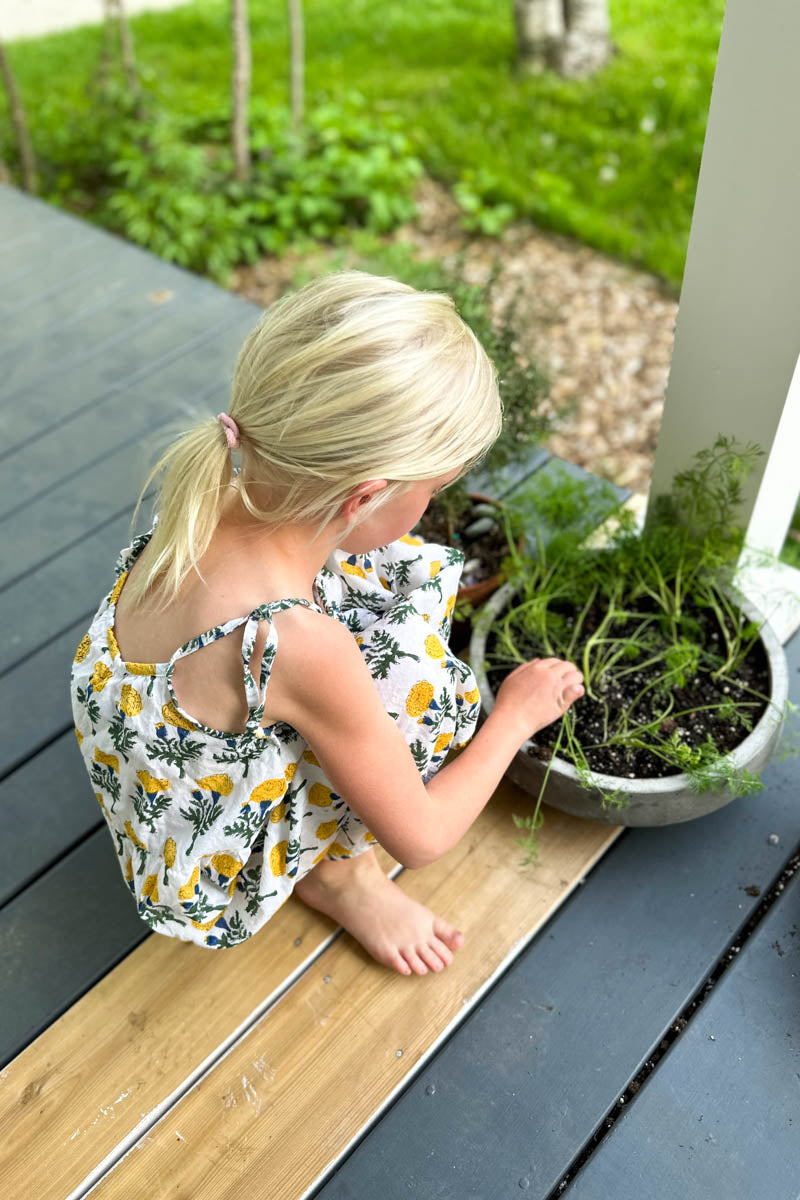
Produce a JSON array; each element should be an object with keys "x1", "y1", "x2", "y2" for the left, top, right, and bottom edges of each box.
[
  {"x1": 0, "y1": 827, "x2": 149, "y2": 1071},
  {"x1": 313, "y1": 632, "x2": 800, "y2": 1200},
  {"x1": 565, "y1": 867, "x2": 800, "y2": 1200},
  {"x1": 0, "y1": 730, "x2": 102, "y2": 908}
]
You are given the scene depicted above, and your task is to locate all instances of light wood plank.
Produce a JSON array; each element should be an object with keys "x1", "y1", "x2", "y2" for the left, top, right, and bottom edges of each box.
[
  {"x1": 88, "y1": 783, "x2": 620, "y2": 1200},
  {"x1": 0, "y1": 849, "x2": 397, "y2": 1200}
]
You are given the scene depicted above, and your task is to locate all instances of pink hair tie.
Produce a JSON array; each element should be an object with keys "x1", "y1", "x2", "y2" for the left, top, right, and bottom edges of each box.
[{"x1": 217, "y1": 412, "x2": 240, "y2": 449}]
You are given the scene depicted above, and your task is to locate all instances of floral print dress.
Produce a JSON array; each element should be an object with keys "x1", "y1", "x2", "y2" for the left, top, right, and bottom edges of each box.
[{"x1": 69, "y1": 520, "x2": 481, "y2": 949}]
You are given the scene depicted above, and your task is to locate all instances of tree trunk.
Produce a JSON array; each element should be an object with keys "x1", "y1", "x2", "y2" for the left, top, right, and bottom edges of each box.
[
  {"x1": 561, "y1": 0, "x2": 612, "y2": 78},
  {"x1": 113, "y1": 0, "x2": 143, "y2": 107},
  {"x1": 513, "y1": 0, "x2": 612, "y2": 79},
  {"x1": 0, "y1": 40, "x2": 38, "y2": 193},
  {"x1": 513, "y1": 0, "x2": 565, "y2": 75},
  {"x1": 287, "y1": 0, "x2": 305, "y2": 132},
  {"x1": 231, "y1": 0, "x2": 251, "y2": 182}
]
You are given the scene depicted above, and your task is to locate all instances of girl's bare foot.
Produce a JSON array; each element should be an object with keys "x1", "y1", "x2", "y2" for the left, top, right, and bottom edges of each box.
[{"x1": 294, "y1": 849, "x2": 463, "y2": 976}]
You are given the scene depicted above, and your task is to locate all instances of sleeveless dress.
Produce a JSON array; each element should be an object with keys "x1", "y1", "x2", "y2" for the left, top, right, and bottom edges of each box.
[{"x1": 69, "y1": 520, "x2": 482, "y2": 949}]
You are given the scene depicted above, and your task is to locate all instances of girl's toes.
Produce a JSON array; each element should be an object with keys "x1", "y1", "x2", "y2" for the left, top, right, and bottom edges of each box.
[
  {"x1": 401, "y1": 948, "x2": 428, "y2": 975},
  {"x1": 430, "y1": 936, "x2": 453, "y2": 967},
  {"x1": 389, "y1": 952, "x2": 412, "y2": 976},
  {"x1": 433, "y1": 917, "x2": 464, "y2": 951},
  {"x1": 418, "y1": 944, "x2": 446, "y2": 972}
]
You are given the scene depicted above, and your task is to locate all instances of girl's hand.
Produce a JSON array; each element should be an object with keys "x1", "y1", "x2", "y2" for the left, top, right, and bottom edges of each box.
[{"x1": 493, "y1": 657, "x2": 584, "y2": 739}]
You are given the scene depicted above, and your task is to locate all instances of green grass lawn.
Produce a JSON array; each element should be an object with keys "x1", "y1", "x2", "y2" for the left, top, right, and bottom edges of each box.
[{"x1": 2, "y1": 0, "x2": 725, "y2": 289}]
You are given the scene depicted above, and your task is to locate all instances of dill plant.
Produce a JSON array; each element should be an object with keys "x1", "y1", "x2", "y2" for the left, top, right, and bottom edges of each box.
[{"x1": 483, "y1": 437, "x2": 786, "y2": 864}]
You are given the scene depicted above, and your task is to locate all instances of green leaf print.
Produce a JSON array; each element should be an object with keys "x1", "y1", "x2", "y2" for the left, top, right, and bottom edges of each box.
[
  {"x1": 237, "y1": 866, "x2": 278, "y2": 917},
  {"x1": 107, "y1": 712, "x2": 138, "y2": 763},
  {"x1": 384, "y1": 598, "x2": 418, "y2": 627},
  {"x1": 179, "y1": 793, "x2": 223, "y2": 855},
  {"x1": 132, "y1": 790, "x2": 173, "y2": 833},
  {"x1": 140, "y1": 904, "x2": 187, "y2": 930},
  {"x1": 445, "y1": 545, "x2": 464, "y2": 567},
  {"x1": 419, "y1": 575, "x2": 444, "y2": 602},
  {"x1": 145, "y1": 735, "x2": 204, "y2": 778},
  {"x1": 212, "y1": 731, "x2": 273, "y2": 779},
  {"x1": 223, "y1": 808, "x2": 267, "y2": 849},
  {"x1": 206, "y1": 910, "x2": 251, "y2": 948},
  {"x1": 409, "y1": 739, "x2": 430, "y2": 773},
  {"x1": 77, "y1": 688, "x2": 102, "y2": 734},
  {"x1": 362, "y1": 630, "x2": 421, "y2": 680},
  {"x1": 91, "y1": 761, "x2": 121, "y2": 811},
  {"x1": 179, "y1": 887, "x2": 227, "y2": 924},
  {"x1": 390, "y1": 554, "x2": 423, "y2": 588}
]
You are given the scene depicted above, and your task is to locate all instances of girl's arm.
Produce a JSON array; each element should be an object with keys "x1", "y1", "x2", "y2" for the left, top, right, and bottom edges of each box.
[{"x1": 280, "y1": 616, "x2": 578, "y2": 869}]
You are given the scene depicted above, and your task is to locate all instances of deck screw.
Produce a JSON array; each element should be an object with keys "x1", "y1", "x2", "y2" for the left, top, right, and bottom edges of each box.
[
  {"x1": 518, "y1": 1177, "x2": 530, "y2": 1189},
  {"x1": 768, "y1": 833, "x2": 780, "y2": 845},
  {"x1": 323, "y1": 975, "x2": 331, "y2": 983},
  {"x1": 396, "y1": 1049, "x2": 403, "y2": 1058},
  {"x1": 425, "y1": 1083, "x2": 436, "y2": 1096},
  {"x1": 294, "y1": 937, "x2": 302, "y2": 946}
]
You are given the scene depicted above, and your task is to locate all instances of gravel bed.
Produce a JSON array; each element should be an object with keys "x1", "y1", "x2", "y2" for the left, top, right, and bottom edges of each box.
[{"x1": 232, "y1": 179, "x2": 678, "y2": 494}]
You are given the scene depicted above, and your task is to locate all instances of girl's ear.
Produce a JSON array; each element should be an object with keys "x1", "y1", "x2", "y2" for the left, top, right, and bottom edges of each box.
[{"x1": 341, "y1": 478, "x2": 389, "y2": 520}]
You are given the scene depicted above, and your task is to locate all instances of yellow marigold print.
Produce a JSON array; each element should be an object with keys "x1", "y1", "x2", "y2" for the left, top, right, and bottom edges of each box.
[
  {"x1": 137, "y1": 769, "x2": 169, "y2": 795},
  {"x1": 196, "y1": 774, "x2": 234, "y2": 797},
  {"x1": 270, "y1": 841, "x2": 288, "y2": 876},
  {"x1": 434, "y1": 732, "x2": 453, "y2": 754},
  {"x1": 399, "y1": 533, "x2": 423, "y2": 546},
  {"x1": 142, "y1": 874, "x2": 159, "y2": 904},
  {"x1": 248, "y1": 777, "x2": 287, "y2": 808},
  {"x1": 341, "y1": 560, "x2": 367, "y2": 579},
  {"x1": 125, "y1": 661, "x2": 157, "y2": 676},
  {"x1": 302, "y1": 749, "x2": 320, "y2": 766},
  {"x1": 124, "y1": 855, "x2": 134, "y2": 883},
  {"x1": 209, "y1": 853, "x2": 244, "y2": 895},
  {"x1": 124, "y1": 820, "x2": 147, "y2": 850},
  {"x1": 326, "y1": 842, "x2": 352, "y2": 859},
  {"x1": 107, "y1": 627, "x2": 121, "y2": 659},
  {"x1": 94, "y1": 747, "x2": 120, "y2": 773},
  {"x1": 178, "y1": 865, "x2": 200, "y2": 901},
  {"x1": 424, "y1": 634, "x2": 445, "y2": 660},
  {"x1": 429, "y1": 560, "x2": 441, "y2": 578},
  {"x1": 270, "y1": 801, "x2": 286, "y2": 824},
  {"x1": 109, "y1": 571, "x2": 129, "y2": 606},
  {"x1": 463, "y1": 687, "x2": 480, "y2": 704},
  {"x1": 75, "y1": 727, "x2": 84, "y2": 746},
  {"x1": 308, "y1": 783, "x2": 335, "y2": 807},
  {"x1": 285, "y1": 761, "x2": 297, "y2": 781},
  {"x1": 90, "y1": 661, "x2": 113, "y2": 693},
  {"x1": 164, "y1": 838, "x2": 177, "y2": 868},
  {"x1": 364, "y1": 831, "x2": 377, "y2": 844},
  {"x1": 379, "y1": 576, "x2": 391, "y2": 590},
  {"x1": 161, "y1": 701, "x2": 198, "y2": 732},
  {"x1": 119, "y1": 683, "x2": 142, "y2": 717},
  {"x1": 192, "y1": 906, "x2": 232, "y2": 932},
  {"x1": 406, "y1": 680, "x2": 434, "y2": 717},
  {"x1": 316, "y1": 818, "x2": 338, "y2": 840},
  {"x1": 95, "y1": 792, "x2": 107, "y2": 813},
  {"x1": 74, "y1": 633, "x2": 91, "y2": 663},
  {"x1": 445, "y1": 594, "x2": 456, "y2": 617}
]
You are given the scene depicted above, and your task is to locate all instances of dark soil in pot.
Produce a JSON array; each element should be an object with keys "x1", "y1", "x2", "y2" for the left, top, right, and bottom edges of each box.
[
  {"x1": 486, "y1": 595, "x2": 772, "y2": 779},
  {"x1": 414, "y1": 493, "x2": 511, "y2": 592}
]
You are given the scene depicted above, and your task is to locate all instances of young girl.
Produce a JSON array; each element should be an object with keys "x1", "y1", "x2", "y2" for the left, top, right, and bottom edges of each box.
[{"x1": 70, "y1": 271, "x2": 583, "y2": 977}]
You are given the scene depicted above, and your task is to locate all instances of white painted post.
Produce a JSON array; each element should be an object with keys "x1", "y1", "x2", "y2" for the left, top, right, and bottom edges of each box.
[{"x1": 647, "y1": 0, "x2": 800, "y2": 641}]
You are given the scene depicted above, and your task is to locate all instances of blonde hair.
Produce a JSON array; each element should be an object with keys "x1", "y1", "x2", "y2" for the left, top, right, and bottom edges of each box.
[{"x1": 125, "y1": 270, "x2": 503, "y2": 611}]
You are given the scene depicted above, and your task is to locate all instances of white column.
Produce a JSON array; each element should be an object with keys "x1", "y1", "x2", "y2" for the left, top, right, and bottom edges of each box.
[{"x1": 648, "y1": 0, "x2": 800, "y2": 640}]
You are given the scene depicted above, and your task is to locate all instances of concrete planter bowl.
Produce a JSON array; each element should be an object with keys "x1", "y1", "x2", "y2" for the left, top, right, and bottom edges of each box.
[{"x1": 470, "y1": 581, "x2": 789, "y2": 827}]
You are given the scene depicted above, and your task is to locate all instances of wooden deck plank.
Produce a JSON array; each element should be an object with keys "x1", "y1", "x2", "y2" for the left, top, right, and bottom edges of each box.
[
  {"x1": 564, "y1": 866, "x2": 800, "y2": 1200},
  {"x1": 0, "y1": 827, "x2": 149, "y2": 1070},
  {"x1": 0, "y1": 850, "x2": 399, "y2": 1198},
  {"x1": 311, "y1": 633, "x2": 800, "y2": 1200},
  {"x1": 40, "y1": 785, "x2": 618, "y2": 1200}
]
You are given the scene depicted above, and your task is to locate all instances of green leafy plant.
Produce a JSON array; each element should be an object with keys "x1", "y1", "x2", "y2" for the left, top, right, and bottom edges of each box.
[{"x1": 481, "y1": 436, "x2": 791, "y2": 864}]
